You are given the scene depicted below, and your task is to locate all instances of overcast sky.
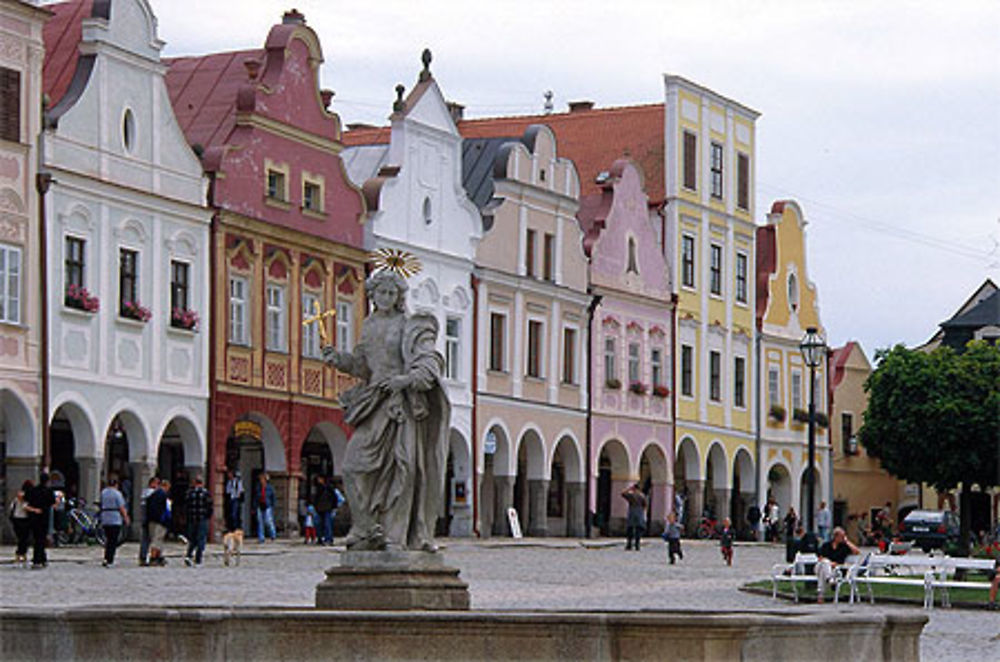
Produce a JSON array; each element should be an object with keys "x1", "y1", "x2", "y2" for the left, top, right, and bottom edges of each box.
[{"x1": 145, "y1": 0, "x2": 1000, "y2": 359}]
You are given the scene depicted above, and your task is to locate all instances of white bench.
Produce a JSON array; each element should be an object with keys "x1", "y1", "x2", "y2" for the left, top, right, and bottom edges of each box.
[
  {"x1": 926, "y1": 558, "x2": 995, "y2": 609},
  {"x1": 771, "y1": 552, "x2": 856, "y2": 603}
]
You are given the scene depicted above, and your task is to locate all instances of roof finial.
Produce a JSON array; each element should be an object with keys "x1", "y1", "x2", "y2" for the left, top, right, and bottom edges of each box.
[
  {"x1": 420, "y1": 48, "x2": 432, "y2": 82},
  {"x1": 393, "y1": 84, "x2": 406, "y2": 112},
  {"x1": 543, "y1": 90, "x2": 553, "y2": 115}
]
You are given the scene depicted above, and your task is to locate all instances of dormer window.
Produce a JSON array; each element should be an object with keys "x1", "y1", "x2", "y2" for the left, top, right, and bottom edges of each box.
[{"x1": 264, "y1": 159, "x2": 290, "y2": 205}]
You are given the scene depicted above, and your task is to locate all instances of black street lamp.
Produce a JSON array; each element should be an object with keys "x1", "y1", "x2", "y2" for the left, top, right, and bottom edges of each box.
[{"x1": 799, "y1": 326, "x2": 826, "y2": 550}]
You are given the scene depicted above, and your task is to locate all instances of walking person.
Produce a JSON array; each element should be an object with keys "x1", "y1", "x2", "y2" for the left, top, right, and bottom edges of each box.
[
  {"x1": 662, "y1": 511, "x2": 683, "y2": 564},
  {"x1": 303, "y1": 502, "x2": 317, "y2": 544},
  {"x1": 816, "y1": 501, "x2": 832, "y2": 543},
  {"x1": 25, "y1": 473, "x2": 55, "y2": 569},
  {"x1": 99, "y1": 476, "x2": 129, "y2": 568},
  {"x1": 622, "y1": 483, "x2": 647, "y2": 551},
  {"x1": 720, "y1": 517, "x2": 734, "y2": 566},
  {"x1": 255, "y1": 473, "x2": 277, "y2": 543},
  {"x1": 184, "y1": 475, "x2": 212, "y2": 566},
  {"x1": 145, "y1": 479, "x2": 170, "y2": 566},
  {"x1": 9, "y1": 480, "x2": 33, "y2": 567},
  {"x1": 746, "y1": 503, "x2": 761, "y2": 541},
  {"x1": 225, "y1": 469, "x2": 244, "y2": 532},
  {"x1": 783, "y1": 507, "x2": 798, "y2": 542},
  {"x1": 765, "y1": 498, "x2": 780, "y2": 542},
  {"x1": 314, "y1": 475, "x2": 338, "y2": 545},
  {"x1": 138, "y1": 476, "x2": 160, "y2": 565}
]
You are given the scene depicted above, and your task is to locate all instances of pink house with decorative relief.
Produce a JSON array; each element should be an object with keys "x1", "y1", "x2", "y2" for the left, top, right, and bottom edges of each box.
[{"x1": 579, "y1": 159, "x2": 674, "y2": 535}]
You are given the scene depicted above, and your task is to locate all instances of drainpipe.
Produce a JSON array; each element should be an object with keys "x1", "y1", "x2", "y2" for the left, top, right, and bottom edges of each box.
[
  {"x1": 753, "y1": 325, "x2": 762, "y2": 515},
  {"x1": 36, "y1": 142, "x2": 52, "y2": 471},
  {"x1": 470, "y1": 273, "x2": 479, "y2": 537},
  {"x1": 206, "y1": 166, "x2": 219, "y2": 540},
  {"x1": 669, "y1": 292, "x2": 677, "y2": 511},
  {"x1": 585, "y1": 290, "x2": 602, "y2": 538}
]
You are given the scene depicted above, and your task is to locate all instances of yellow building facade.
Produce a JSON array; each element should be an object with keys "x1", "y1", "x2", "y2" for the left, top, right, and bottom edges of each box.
[{"x1": 664, "y1": 76, "x2": 759, "y2": 533}]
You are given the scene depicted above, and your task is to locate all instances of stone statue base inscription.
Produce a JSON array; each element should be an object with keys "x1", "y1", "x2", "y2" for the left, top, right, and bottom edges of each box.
[{"x1": 315, "y1": 550, "x2": 470, "y2": 611}]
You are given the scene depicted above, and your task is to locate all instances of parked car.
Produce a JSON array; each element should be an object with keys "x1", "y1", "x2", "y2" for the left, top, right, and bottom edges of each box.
[{"x1": 898, "y1": 510, "x2": 959, "y2": 552}]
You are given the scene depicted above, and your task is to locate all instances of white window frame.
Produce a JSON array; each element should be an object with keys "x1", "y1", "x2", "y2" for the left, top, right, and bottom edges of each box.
[
  {"x1": 791, "y1": 370, "x2": 803, "y2": 412},
  {"x1": 604, "y1": 336, "x2": 617, "y2": 382},
  {"x1": 651, "y1": 347, "x2": 662, "y2": 387},
  {"x1": 680, "y1": 344, "x2": 693, "y2": 397},
  {"x1": 681, "y1": 234, "x2": 695, "y2": 289},
  {"x1": 734, "y1": 355, "x2": 746, "y2": 409},
  {"x1": 768, "y1": 367, "x2": 780, "y2": 409},
  {"x1": 735, "y1": 252, "x2": 748, "y2": 304},
  {"x1": 229, "y1": 275, "x2": 249, "y2": 345},
  {"x1": 709, "y1": 243, "x2": 722, "y2": 297},
  {"x1": 0, "y1": 244, "x2": 21, "y2": 325},
  {"x1": 709, "y1": 350, "x2": 722, "y2": 402},
  {"x1": 266, "y1": 283, "x2": 286, "y2": 352},
  {"x1": 562, "y1": 325, "x2": 578, "y2": 385},
  {"x1": 628, "y1": 342, "x2": 640, "y2": 385},
  {"x1": 489, "y1": 310, "x2": 506, "y2": 372},
  {"x1": 445, "y1": 316, "x2": 461, "y2": 381},
  {"x1": 336, "y1": 300, "x2": 353, "y2": 351},
  {"x1": 302, "y1": 291, "x2": 321, "y2": 359},
  {"x1": 526, "y1": 317, "x2": 545, "y2": 379}
]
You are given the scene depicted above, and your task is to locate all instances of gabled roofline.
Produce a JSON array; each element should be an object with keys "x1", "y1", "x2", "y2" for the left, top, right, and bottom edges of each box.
[{"x1": 664, "y1": 73, "x2": 760, "y2": 119}]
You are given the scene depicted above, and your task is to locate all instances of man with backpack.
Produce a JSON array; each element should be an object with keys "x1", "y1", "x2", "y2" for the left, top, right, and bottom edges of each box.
[{"x1": 314, "y1": 475, "x2": 343, "y2": 545}]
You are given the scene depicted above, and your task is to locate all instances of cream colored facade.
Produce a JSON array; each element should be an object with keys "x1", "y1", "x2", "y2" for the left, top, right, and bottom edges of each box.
[
  {"x1": 474, "y1": 126, "x2": 589, "y2": 537},
  {"x1": 0, "y1": 0, "x2": 47, "y2": 516},
  {"x1": 756, "y1": 201, "x2": 829, "y2": 527},
  {"x1": 664, "y1": 76, "x2": 758, "y2": 533},
  {"x1": 828, "y1": 340, "x2": 908, "y2": 541}
]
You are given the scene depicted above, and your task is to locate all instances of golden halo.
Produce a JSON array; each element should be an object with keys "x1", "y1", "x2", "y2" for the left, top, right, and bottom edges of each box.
[{"x1": 369, "y1": 248, "x2": 423, "y2": 279}]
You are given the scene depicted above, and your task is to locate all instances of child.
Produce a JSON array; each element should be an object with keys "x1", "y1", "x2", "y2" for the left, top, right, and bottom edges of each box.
[
  {"x1": 662, "y1": 512, "x2": 683, "y2": 564},
  {"x1": 303, "y1": 503, "x2": 317, "y2": 544},
  {"x1": 720, "y1": 517, "x2": 734, "y2": 566}
]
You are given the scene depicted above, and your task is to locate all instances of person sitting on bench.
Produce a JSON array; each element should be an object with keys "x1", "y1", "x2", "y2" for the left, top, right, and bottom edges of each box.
[{"x1": 816, "y1": 527, "x2": 859, "y2": 603}]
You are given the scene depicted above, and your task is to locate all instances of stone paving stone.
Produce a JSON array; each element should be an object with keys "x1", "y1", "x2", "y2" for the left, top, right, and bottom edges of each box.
[{"x1": 1, "y1": 538, "x2": 996, "y2": 661}]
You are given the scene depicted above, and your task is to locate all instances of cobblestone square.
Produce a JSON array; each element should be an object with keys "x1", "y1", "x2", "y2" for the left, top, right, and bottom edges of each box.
[{"x1": 1, "y1": 538, "x2": 996, "y2": 661}]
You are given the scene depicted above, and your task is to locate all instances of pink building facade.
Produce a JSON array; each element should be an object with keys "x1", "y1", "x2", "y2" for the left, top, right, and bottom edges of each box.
[{"x1": 580, "y1": 160, "x2": 674, "y2": 535}]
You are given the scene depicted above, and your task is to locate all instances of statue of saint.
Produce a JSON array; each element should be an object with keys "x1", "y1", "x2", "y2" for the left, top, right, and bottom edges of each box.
[{"x1": 322, "y1": 270, "x2": 450, "y2": 552}]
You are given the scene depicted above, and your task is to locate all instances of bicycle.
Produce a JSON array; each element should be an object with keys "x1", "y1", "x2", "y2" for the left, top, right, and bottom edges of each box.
[
  {"x1": 697, "y1": 515, "x2": 721, "y2": 540},
  {"x1": 56, "y1": 498, "x2": 106, "y2": 546}
]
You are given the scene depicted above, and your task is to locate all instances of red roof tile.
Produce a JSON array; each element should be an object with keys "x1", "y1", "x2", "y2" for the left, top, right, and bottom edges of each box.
[
  {"x1": 755, "y1": 223, "x2": 777, "y2": 327},
  {"x1": 164, "y1": 48, "x2": 263, "y2": 151},
  {"x1": 42, "y1": 0, "x2": 92, "y2": 107},
  {"x1": 342, "y1": 125, "x2": 391, "y2": 146},
  {"x1": 458, "y1": 104, "x2": 665, "y2": 201}
]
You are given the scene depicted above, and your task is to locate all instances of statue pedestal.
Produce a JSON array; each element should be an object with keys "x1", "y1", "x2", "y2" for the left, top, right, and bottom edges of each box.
[{"x1": 315, "y1": 550, "x2": 470, "y2": 611}]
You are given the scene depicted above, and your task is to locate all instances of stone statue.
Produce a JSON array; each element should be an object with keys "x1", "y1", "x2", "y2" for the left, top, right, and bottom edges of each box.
[{"x1": 322, "y1": 270, "x2": 450, "y2": 552}]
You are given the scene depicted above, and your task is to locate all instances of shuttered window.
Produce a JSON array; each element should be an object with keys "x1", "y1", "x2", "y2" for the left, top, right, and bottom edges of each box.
[
  {"x1": 737, "y1": 152, "x2": 750, "y2": 210},
  {"x1": 0, "y1": 68, "x2": 20, "y2": 143}
]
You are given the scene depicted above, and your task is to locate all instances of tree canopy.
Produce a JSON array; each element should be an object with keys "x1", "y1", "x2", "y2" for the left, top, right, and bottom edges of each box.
[{"x1": 859, "y1": 340, "x2": 1000, "y2": 493}]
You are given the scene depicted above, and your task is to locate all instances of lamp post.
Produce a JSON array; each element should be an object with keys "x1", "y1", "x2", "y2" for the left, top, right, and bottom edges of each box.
[{"x1": 799, "y1": 326, "x2": 826, "y2": 550}]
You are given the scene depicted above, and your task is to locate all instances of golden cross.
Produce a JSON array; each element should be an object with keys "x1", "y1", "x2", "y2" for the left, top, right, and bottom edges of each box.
[{"x1": 302, "y1": 300, "x2": 336, "y2": 346}]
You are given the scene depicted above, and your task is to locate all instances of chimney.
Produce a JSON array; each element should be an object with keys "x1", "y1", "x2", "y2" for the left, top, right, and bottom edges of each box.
[
  {"x1": 568, "y1": 100, "x2": 594, "y2": 113},
  {"x1": 446, "y1": 101, "x2": 464, "y2": 123},
  {"x1": 282, "y1": 9, "x2": 306, "y2": 25},
  {"x1": 244, "y1": 59, "x2": 260, "y2": 80}
]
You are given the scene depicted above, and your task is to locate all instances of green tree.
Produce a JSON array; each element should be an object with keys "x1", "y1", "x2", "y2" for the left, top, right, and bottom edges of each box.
[{"x1": 859, "y1": 340, "x2": 1000, "y2": 555}]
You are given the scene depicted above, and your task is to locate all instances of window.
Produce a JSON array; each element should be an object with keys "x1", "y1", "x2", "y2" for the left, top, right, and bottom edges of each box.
[
  {"x1": 543, "y1": 233, "x2": 555, "y2": 281},
  {"x1": 65, "y1": 236, "x2": 85, "y2": 290},
  {"x1": 0, "y1": 244, "x2": 21, "y2": 324},
  {"x1": 527, "y1": 320, "x2": 543, "y2": 378},
  {"x1": 841, "y1": 413, "x2": 855, "y2": 455},
  {"x1": 266, "y1": 169, "x2": 286, "y2": 201},
  {"x1": 0, "y1": 67, "x2": 20, "y2": 143},
  {"x1": 171, "y1": 260, "x2": 190, "y2": 313},
  {"x1": 562, "y1": 327, "x2": 576, "y2": 384},
  {"x1": 604, "y1": 337, "x2": 616, "y2": 382},
  {"x1": 628, "y1": 342, "x2": 640, "y2": 384},
  {"x1": 682, "y1": 131, "x2": 697, "y2": 190},
  {"x1": 709, "y1": 243, "x2": 722, "y2": 296},
  {"x1": 525, "y1": 229, "x2": 536, "y2": 277},
  {"x1": 229, "y1": 276, "x2": 248, "y2": 345},
  {"x1": 266, "y1": 284, "x2": 286, "y2": 351},
  {"x1": 445, "y1": 317, "x2": 461, "y2": 380},
  {"x1": 737, "y1": 152, "x2": 749, "y2": 210},
  {"x1": 734, "y1": 356, "x2": 746, "y2": 408},
  {"x1": 788, "y1": 273, "x2": 799, "y2": 311},
  {"x1": 336, "y1": 301, "x2": 353, "y2": 351},
  {"x1": 681, "y1": 234, "x2": 695, "y2": 288},
  {"x1": 303, "y1": 182, "x2": 322, "y2": 212},
  {"x1": 791, "y1": 371, "x2": 802, "y2": 412},
  {"x1": 422, "y1": 197, "x2": 432, "y2": 225},
  {"x1": 302, "y1": 292, "x2": 321, "y2": 358},
  {"x1": 626, "y1": 237, "x2": 638, "y2": 274},
  {"x1": 681, "y1": 344, "x2": 693, "y2": 397},
  {"x1": 122, "y1": 108, "x2": 135, "y2": 153},
  {"x1": 119, "y1": 248, "x2": 138, "y2": 315},
  {"x1": 651, "y1": 348, "x2": 662, "y2": 387},
  {"x1": 735, "y1": 252, "x2": 748, "y2": 304},
  {"x1": 710, "y1": 142, "x2": 723, "y2": 199},
  {"x1": 489, "y1": 312, "x2": 505, "y2": 371},
  {"x1": 709, "y1": 350, "x2": 721, "y2": 402},
  {"x1": 768, "y1": 367, "x2": 779, "y2": 408}
]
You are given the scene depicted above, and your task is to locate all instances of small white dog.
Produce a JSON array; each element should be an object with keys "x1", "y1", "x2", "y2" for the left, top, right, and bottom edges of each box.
[{"x1": 222, "y1": 529, "x2": 243, "y2": 566}]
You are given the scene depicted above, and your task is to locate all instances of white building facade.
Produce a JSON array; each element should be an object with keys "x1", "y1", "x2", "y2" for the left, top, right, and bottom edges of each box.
[
  {"x1": 41, "y1": 0, "x2": 209, "y2": 523},
  {"x1": 343, "y1": 55, "x2": 482, "y2": 536}
]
